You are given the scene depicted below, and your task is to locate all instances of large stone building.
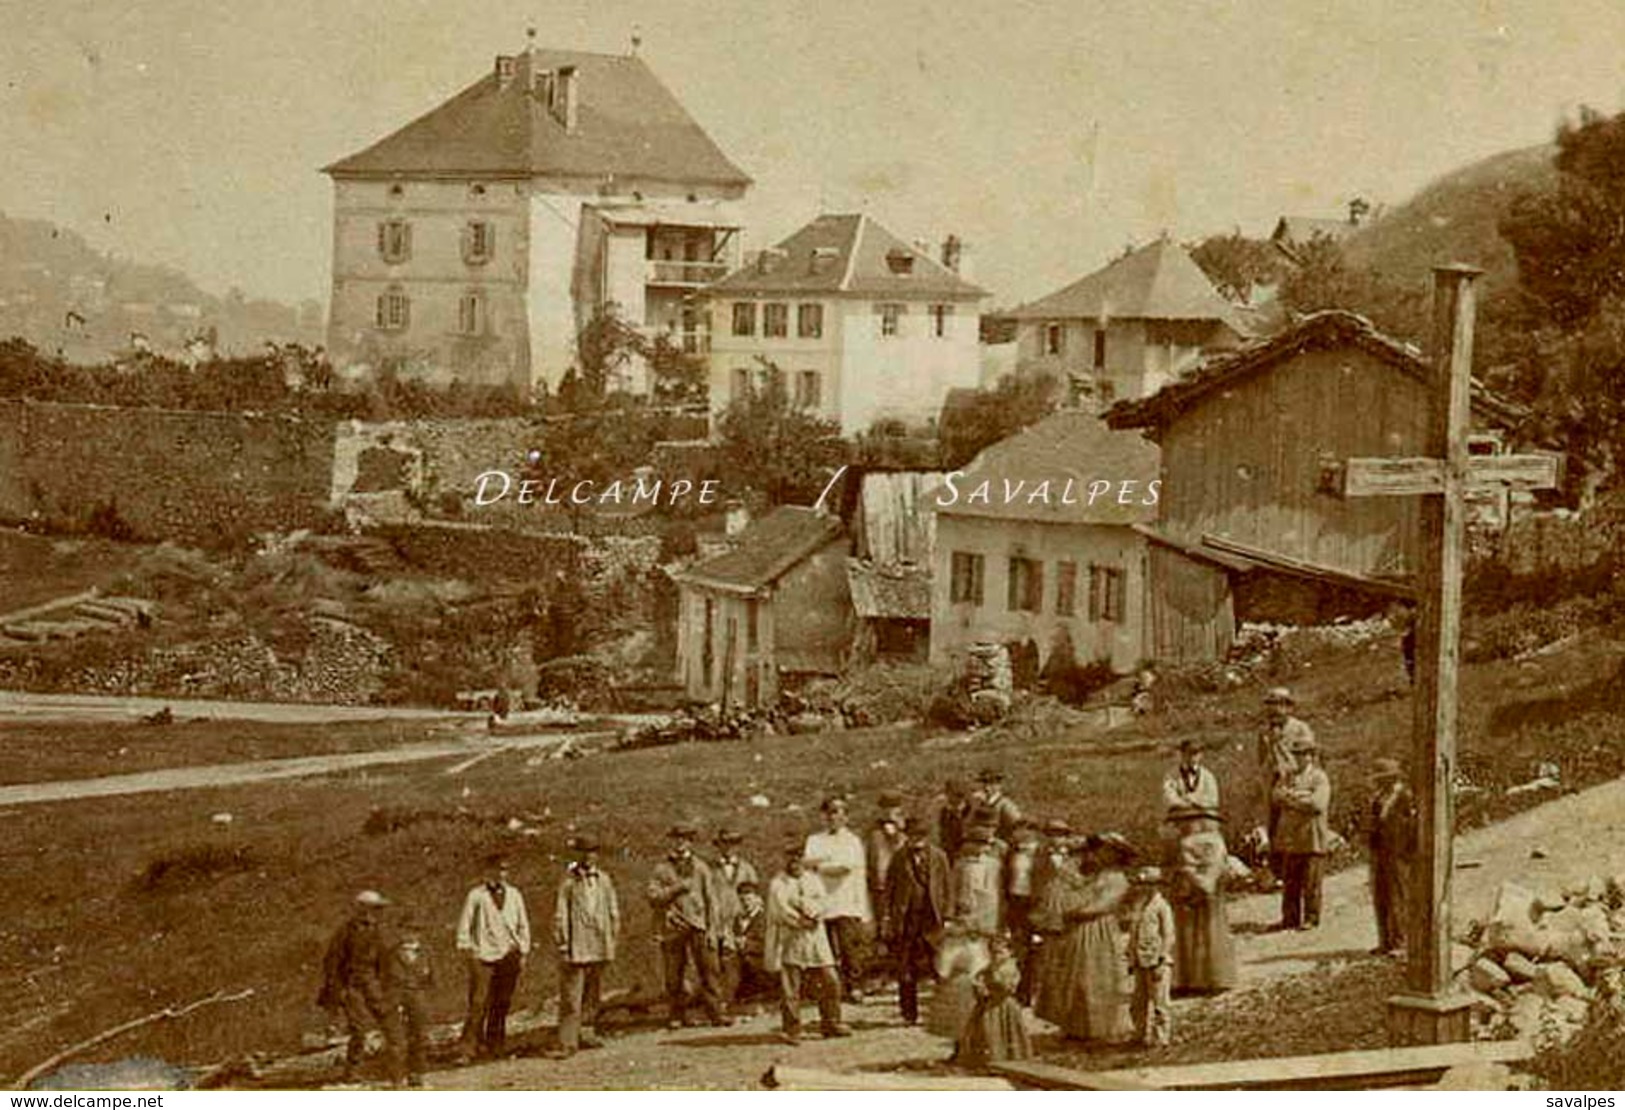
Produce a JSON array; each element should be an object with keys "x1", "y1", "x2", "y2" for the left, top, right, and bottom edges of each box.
[
  {"x1": 323, "y1": 40, "x2": 752, "y2": 394},
  {"x1": 706, "y1": 214, "x2": 987, "y2": 435}
]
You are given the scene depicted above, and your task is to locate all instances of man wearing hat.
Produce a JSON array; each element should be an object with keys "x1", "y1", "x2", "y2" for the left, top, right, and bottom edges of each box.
[
  {"x1": 972, "y1": 768, "x2": 1023, "y2": 847},
  {"x1": 1273, "y1": 732, "x2": 1332, "y2": 930},
  {"x1": 1367, "y1": 757, "x2": 1416, "y2": 955},
  {"x1": 880, "y1": 815, "x2": 951, "y2": 1024},
  {"x1": 803, "y1": 797, "x2": 872, "y2": 1001},
  {"x1": 456, "y1": 852, "x2": 531, "y2": 1062},
  {"x1": 320, "y1": 890, "x2": 404, "y2": 1085},
  {"x1": 1258, "y1": 688, "x2": 1315, "y2": 883},
  {"x1": 646, "y1": 823, "x2": 730, "y2": 1028},
  {"x1": 553, "y1": 834, "x2": 620, "y2": 1056},
  {"x1": 865, "y1": 791, "x2": 908, "y2": 991},
  {"x1": 765, "y1": 840, "x2": 849, "y2": 1043},
  {"x1": 710, "y1": 827, "x2": 759, "y2": 1007}
]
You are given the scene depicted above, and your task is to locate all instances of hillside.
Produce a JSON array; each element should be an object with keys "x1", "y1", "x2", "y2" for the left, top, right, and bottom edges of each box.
[
  {"x1": 0, "y1": 213, "x2": 323, "y2": 365},
  {"x1": 1342, "y1": 142, "x2": 1559, "y2": 307}
]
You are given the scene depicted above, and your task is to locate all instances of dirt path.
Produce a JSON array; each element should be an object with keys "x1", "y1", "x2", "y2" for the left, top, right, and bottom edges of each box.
[
  {"x1": 0, "y1": 691, "x2": 481, "y2": 725},
  {"x1": 0, "y1": 730, "x2": 613, "y2": 807},
  {"x1": 407, "y1": 773, "x2": 1625, "y2": 1090}
]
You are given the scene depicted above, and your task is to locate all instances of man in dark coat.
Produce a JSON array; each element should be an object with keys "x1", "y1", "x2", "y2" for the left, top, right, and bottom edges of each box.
[
  {"x1": 880, "y1": 815, "x2": 952, "y2": 1025},
  {"x1": 1368, "y1": 757, "x2": 1417, "y2": 955},
  {"x1": 320, "y1": 890, "x2": 403, "y2": 1085}
]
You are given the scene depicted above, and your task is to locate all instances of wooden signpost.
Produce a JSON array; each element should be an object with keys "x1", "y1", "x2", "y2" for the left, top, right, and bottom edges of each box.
[{"x1": 1341, "y1": 265, "x2": 1559, "y2": 1046}]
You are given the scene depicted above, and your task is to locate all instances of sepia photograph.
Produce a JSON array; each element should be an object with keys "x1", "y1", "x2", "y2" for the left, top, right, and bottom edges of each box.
[{"x1": 3, "y1": 0, "x2": 1625, "y2": 1095}]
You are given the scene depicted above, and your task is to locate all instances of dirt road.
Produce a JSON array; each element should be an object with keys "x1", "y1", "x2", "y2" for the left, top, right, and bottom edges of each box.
[
  {"x1": 0, "y1": 691, "x2": 479, "y2": 725},
  {"x1": 0, "y1": 730, "x2": 613, "y2": 807},
  {"x1": 410, "y1": 774, "x2": 1625, "y2": 1090}
]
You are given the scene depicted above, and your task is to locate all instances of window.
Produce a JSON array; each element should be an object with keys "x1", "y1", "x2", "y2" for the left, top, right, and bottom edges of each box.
[
  {"x1": 731, "y1": 367, "x2": 750, "y2": 398},
  {"x1": 1093, "y1": 329, "x2": 1107, "y2": 369},
  {"x1": 763, "y1": 302, "x2": 788, "y2": 338},
  {"x1": 468, "y1": 182, "x2": 487, "y2": 199},
  {"x1": 795, "y1": 370, "x2": 821, "y2": 409},
  {"x1": 388, "y1": 183, "x2": 405, "y2": 200},
  {"x1": 1007, "y1": 556, "x2": 1043, "y2": 612},
  {"x1": 1044, "y1": 322, "x2": 1065, "y2": 356},
  {"x1": 878, "y1": 303, "x2": 905, "y2": 338},
  {"x1": 375, "y1": 286, "x2": 410, "y2": 330},
  {"x1": 930, "y1": 303, "x2": 952, "y2": 338},
  {"x1": 1056, "y1": 560, "x2": 1078, "y2": 616},
  {"x1": 377, "y1": 220, "x2": 412, "y2": 264},
  {"x1": 747, "y1": 600, "x2": 759, "y2": 651},
  {"x1": 732, "y1": 302, "x2": 757, "y2": 337},
  {"x1": 1088, "y1": 564, "x2": 1126, "y2": 623},
  {"x1": 797, "y1": 303, "x2": 824, "y2": 339},
  {"x1": 950, "y1": 552, "x2": 984, "y2": 605},
  {"x1": 457, "y1": 290, "x2": 486, "y2": 336},
  {"x1": 463, "y1": 221, "x2": 495, "y2": 265}
]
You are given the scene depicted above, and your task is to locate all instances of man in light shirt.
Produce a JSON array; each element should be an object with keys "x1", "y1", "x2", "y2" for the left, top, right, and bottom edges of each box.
[
  {"x1": 803, "y1": 796, "x2": 871, "y2": 1001},
  {"x1": 455, "y1": 851, "x2": 531, "y2": 1062}
]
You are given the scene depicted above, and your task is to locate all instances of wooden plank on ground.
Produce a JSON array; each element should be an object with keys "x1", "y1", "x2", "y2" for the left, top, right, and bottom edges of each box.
[
  {"x1": 764, "y1": 1065, "x2": 1013, "y2": 1091},
  {"x1": 991, "y1": 1061, "x2": 1155, "y2": 1091},
  {"x1": 1076, "y1": 1038, "x2": 1530, "y2": 1091}
]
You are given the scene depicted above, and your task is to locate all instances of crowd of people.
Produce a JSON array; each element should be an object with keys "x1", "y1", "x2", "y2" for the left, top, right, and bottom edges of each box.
[{"x1": 317, "y1": 686, "x2": 1420, "y2": 1086}]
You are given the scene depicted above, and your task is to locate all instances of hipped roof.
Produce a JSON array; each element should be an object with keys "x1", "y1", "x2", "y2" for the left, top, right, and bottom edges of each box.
[
  {"x1": 324, "y1": 47, "x2": 751, "y2": 186},
  {"x1": 1008, "y1": 238, "x2": 1243, "y2": 329},
  {"x1": 941, "y1": 409, "x2": 1161, "y2": 526},
  {"x1": 710, "y1": 213, "x2": 987, "y2": 300}
]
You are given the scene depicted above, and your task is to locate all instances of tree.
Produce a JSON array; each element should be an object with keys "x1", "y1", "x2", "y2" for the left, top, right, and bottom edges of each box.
[
  {"x1": 1498, "y1": 106, "x2": 1625, "y2": 496},
  {"x1": 937, "y1": 373, "x2": 1059, "y2": 470},
  {"x1": 713, "y1": 360, "x2": 845, "y2": 506},
  {"x1": 1188, "y1": 231, "x2": 1282, "y2": 304},
  {"x1": 564, "y1": 305, "x2": 708, "y2": 406}
]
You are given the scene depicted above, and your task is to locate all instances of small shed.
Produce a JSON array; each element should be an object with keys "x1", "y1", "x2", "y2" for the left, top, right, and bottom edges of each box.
[{"x1": 671, "y1": 506, "x2": 850, "y2": 709}]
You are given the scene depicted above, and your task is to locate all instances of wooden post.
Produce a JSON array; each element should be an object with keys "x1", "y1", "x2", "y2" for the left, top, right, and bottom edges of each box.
[{"x1": 1385, "y1": 265, "x2": 1479, "y2": 1046}]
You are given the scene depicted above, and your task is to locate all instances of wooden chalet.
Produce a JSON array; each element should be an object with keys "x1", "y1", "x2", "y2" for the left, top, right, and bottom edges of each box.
[{"x1": 1106, "y1": 310, "x2": 1523, "y2": 637}]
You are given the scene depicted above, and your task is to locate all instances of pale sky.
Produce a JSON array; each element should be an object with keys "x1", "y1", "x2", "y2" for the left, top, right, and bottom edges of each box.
[{"x1": 3, "y1": 0, "x2": 1624, "y2": 309}]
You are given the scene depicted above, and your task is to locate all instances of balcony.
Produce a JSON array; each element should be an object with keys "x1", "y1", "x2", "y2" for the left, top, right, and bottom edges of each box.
[
  {"x1": 636, "y1": 325, "x2": 712, "y2": 356},
  {"x1": 646, "y1": 259, "x2": 730, "y2": 288}
]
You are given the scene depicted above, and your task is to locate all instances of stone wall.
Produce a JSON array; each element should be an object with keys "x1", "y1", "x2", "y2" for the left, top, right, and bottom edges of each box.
[{"x1": 0, "y1": 399, "x2": 337, "y2": 545}]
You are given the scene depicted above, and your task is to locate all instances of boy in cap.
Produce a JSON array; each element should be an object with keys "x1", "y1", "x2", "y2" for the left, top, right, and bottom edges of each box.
[
  {"x1": 1368, "y1": 757, "x2": 1416, "y2": 955},
  {"x1": 803, "y1": 797, "x2": 871, "y2": 1001},
  {"x1": 553, "y1": 834, "x2": 620, "y2": 1056},
  {"x1": 386, "y1": 919, "x2": 433, "y2": 1087},
  {"x1": 710, "y1": 827, "x2": 759, "y2": 1007},
  {"x1": 1273, "y1": 734, "x2": 1332, "y2": 930},
  {"x1": 320, "y1": 890, "x2": 403, "y2": 1085},
  {"x1": 765, "y1": 841, "x2": 849, "y2": 1043},
  {"x1": 880, "y1": 814, "x2": 951, "y2": 1025},
  {"x1": 646, "y1": 822, "x2": 730, "y2": 1028},
  {"x1": 456, "y1": 852, "x2": 531, "y2": 1062},
  {"x1": 1126, "y1": 867, "x2": 1176, "y2": 1048}
]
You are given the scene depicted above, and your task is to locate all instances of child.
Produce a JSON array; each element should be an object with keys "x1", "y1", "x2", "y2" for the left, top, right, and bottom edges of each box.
[
  {"x1": 954, "y1": 934, "x2": 1032, "y2": 1067},
  {"x1": 1126, "y1": 866, "x2": 1176, "y2": 1048},
  {"x1": 733, "y1": 879, "x2": 771, "y2": 1003},
  {"x1": 386, "y1": 920, "x2": 434, "y2": 1087}
]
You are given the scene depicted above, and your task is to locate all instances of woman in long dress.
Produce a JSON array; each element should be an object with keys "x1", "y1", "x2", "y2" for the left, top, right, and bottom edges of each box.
[
  {"x1": 1031, "y1": 834, "x2": 1133, "y2": 1043},
  {"x1": 1161, "y1": 741, "x2": 1236, "y2": 993}
]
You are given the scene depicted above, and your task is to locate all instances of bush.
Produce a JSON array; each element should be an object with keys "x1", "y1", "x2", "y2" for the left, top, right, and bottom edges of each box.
[
  {"x1": 1525, "y1": 969, "x2": 1625, "y2": 1090},
  {"x1": 138, "y1": 844, "x2": 258, "y2": 893}
]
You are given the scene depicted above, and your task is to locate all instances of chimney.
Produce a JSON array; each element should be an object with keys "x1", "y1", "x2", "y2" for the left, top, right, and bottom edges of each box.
[
  {"x1": 724, "y1": 500, "x2": 749, "y2": 537},
  {"x1": 1349, "y1": 196, "x2": 1371, "y2": 226},
  {"x1": 556, "y1": 65, "x2": 579, "y2": 133},
  {"x1": 494, "y1": 55, "x2": 517, "y2": 89},
  {"x1": 940, "y1": 234, "x2": 962, "y2": 273}
]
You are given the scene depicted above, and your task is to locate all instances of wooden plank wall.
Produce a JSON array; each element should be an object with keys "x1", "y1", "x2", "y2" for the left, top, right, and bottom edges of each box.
[
  {"x1": 1148, "y1": 545, "x2": 1235, "y2": 662},
  {"x1": 1157, "y1": 347, "x2": 1425, "y2": 580}
]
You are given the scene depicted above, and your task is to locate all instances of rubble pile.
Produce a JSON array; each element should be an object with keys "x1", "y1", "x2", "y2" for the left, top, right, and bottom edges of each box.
[{"x1": 1455, "y1": 877, "x2": 1625, "y2": 1049}]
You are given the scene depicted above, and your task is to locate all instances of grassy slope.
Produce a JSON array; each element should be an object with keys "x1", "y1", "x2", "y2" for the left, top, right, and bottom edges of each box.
[{"x1": 2, "y1": 622, "x2": 1623, "y2": 1080}]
